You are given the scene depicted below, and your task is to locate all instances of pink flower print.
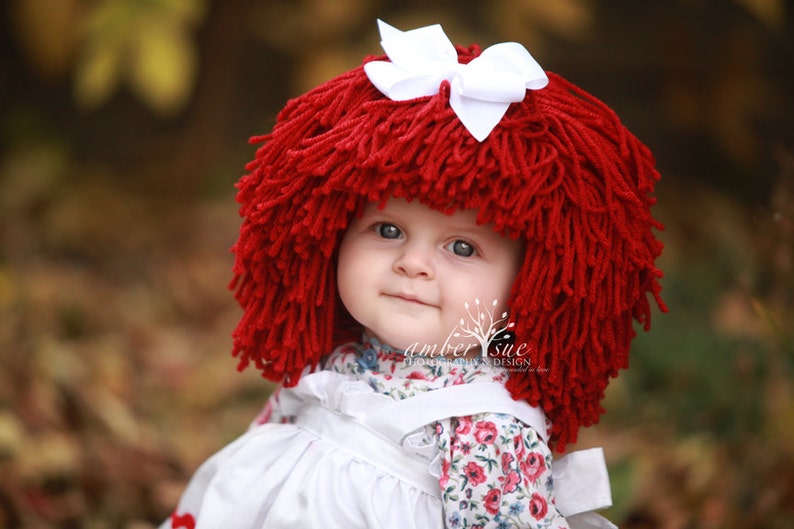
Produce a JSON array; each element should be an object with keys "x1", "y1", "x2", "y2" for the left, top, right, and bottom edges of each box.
[
  {"x1": 513, "y1": 433, "x2": 526, "y2": 459},
  {"x1": 463, "y1": 461, "x2": 487, "y2": 487},
  {"x1": 406, "y1": 371, "x2": 428, "y2": 380},
  {"x1": 501, "y1": 452, "x2": 514, "y2": 473},
  {"x1": 254, "y1": 401, "x2": 274, "y2": 425},
  {"x1": 529, "y1": 492, "x2": 548, "y2": 520},
  {"x1": 440, "y1": 458, "x2": 451, "y2": 488},
  {"x1": 170, "y1": 512, "x2": 195, "y2": 529},
  {"x1": 455, "y1": 416, "x2": 473, "y2": 435},
  {"x1": 483, "y1": 488, "x2": 502, "y2": 515},
  {"x1": 502, "y1": 470, "x2": 520, "y2": 494},
  {"x1": 520, "y1": 452, "x2": 547, "y2": 484},
  {"x1": 473, "y1": 421, "x2": 498, "y2": 444}
]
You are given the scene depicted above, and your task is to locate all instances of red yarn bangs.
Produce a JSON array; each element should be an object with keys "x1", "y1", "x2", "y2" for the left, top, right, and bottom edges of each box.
[{"x1": 231, "y1": 46, "x2": 666, "y2": 450}]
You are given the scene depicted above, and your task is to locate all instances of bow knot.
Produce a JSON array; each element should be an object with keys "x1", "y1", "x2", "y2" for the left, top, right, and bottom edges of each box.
[{"x1": 364, "y1": 20, "x2": 549, "y2": 141}]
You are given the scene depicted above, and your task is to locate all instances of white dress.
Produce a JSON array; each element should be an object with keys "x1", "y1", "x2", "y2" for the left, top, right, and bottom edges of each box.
[{"x1": 162, "y1": 343, "x2": 615, "y2": 529}]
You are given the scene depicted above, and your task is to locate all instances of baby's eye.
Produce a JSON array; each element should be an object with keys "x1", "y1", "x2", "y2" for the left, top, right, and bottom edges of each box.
[
  {"x1": 447, "y1": 240, "x2": 476, "y2": 257},
  {"x1": 377, "y1": 223, "x2": 402, "y2": 239}
]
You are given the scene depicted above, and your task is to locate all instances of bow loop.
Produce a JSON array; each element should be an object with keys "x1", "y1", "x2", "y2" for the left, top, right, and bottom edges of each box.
[
  {"x1": 377, "y1": 21, "x2": 458, "y2": 74},
  {"x1": 364, "y1": 61, "x2": 451, "y2": 102},
  {"x1": 364, "y1": 20, "x2": 549, "y2": 141}
]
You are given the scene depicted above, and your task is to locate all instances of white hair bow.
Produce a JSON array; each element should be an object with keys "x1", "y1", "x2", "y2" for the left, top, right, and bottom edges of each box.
[{"x1": 364, "y1": 20, "x2": 549, "y2": 142}]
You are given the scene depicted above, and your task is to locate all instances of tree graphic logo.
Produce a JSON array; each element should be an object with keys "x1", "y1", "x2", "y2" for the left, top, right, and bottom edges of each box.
[
  {"x1": 403, "y1": 298, "x2": 534, "y2": 371},
  {"x1": 452, "y1": 298, "x2": 515, "y2": 359}
]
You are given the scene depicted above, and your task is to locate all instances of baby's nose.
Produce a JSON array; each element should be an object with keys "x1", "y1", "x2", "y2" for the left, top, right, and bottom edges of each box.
[{"x1": 393, "y1": 243, "x2": 435, "y2": 279}]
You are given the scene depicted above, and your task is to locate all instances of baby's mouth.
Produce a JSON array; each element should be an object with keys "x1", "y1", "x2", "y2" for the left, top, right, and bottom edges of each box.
[{"x1": 385, "y1": 292, "x2": 436, "y2": 307}]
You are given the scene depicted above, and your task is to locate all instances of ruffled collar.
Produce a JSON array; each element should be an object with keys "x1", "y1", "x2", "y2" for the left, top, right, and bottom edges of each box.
[{"x1": 333, "y1": 335, "x2": 508, "y2": 387}]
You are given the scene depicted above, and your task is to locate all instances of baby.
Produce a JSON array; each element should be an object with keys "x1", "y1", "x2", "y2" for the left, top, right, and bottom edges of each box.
[{"x1": 163, "y1": 20, "x2": 665, "y2": 529}]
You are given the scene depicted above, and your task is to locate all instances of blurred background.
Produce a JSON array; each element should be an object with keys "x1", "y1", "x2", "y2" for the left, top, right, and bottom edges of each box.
[{"x1": 0, "y1": 0, "x2": 792, "y2": 527}]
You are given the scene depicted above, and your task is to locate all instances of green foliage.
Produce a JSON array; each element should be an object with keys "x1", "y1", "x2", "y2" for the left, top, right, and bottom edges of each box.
[{"x1": 627, "y1": 286, "x2": 769, "y2": 440}]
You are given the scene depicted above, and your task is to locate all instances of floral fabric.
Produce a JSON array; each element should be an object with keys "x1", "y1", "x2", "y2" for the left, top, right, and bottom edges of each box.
[{"x1": 254, "y1": 340, "x2": 569, "y2": 529}]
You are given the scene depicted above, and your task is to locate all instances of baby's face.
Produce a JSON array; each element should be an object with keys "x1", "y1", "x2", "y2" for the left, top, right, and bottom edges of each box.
[{"x1": 337, "y1": 197, "x2": 523, "y2": 356}]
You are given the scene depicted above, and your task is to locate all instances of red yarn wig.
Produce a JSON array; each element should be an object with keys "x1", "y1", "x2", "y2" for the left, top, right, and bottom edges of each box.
[{"x1": 230, "y1": 45, "x2": 666, "y2": 450}]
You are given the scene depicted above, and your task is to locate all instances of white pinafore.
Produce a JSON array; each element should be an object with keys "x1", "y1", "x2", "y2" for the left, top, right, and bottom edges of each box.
[{"x1": 162, "y1": 371, "x2": 615, "y2": 529}]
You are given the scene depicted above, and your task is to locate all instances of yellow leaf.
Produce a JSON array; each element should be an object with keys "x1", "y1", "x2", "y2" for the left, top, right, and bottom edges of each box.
[
  {"x1": 17, "y1": 432, "x2": 82, "y2": 480},
  {"x1": 73, "y1": 37, "x2": 124, "y2": 109},
  {"x1": 127, "y1": 20, "x2": 197, "y2": 116},
  {"x1": 0, "y1": 410, "x2": 25, "y2": 457}
]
